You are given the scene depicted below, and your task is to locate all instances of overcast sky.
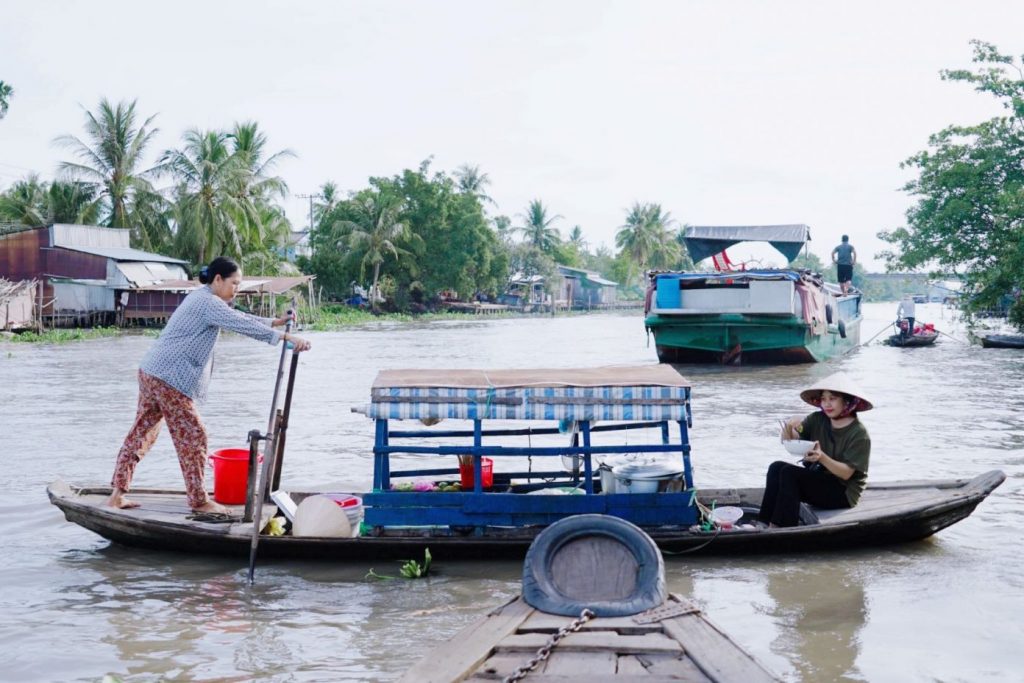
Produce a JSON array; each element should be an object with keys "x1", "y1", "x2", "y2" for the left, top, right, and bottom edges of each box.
[{"x1": 3, "y1": 1, "x2": 1022, "y2": 269}]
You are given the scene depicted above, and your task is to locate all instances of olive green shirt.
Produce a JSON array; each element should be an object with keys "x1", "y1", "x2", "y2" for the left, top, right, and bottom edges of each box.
[{"x1": 799, "y1": 411, "x2": 871, "y2": 505}]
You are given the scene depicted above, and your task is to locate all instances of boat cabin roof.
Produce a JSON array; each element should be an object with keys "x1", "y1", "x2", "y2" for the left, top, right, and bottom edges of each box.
[
  {"x1": 683, "y1": 224, "x2": 810, "y2": 263},
  {"x1": 364, "y1": 365, "x2": 692, "y2": 422}
]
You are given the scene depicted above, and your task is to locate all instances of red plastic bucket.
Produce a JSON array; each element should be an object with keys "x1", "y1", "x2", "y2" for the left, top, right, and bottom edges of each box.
[
  {"x1": 459, "y1": 457, "x2": 494, "y2": 489},
  {"x1": 208, "y1": 448, "x2": 259, "y2": 505}
]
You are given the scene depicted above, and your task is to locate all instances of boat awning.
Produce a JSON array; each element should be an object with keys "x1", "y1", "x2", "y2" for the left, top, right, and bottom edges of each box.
[
  {"x1": 683, "y1": 225, "x2": 810, "y2": 263},
  {"x1": 365, "y1": 365, "x2": 691, "y2": 421},
  {"x1": 654, "y1": 270, "x2": 801, "y2": 283}
]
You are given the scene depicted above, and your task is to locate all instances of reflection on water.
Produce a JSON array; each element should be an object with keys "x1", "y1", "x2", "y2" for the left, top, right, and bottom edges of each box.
[{"x1": 3, "y1": 303, "x2": 1023, "y2": 681}]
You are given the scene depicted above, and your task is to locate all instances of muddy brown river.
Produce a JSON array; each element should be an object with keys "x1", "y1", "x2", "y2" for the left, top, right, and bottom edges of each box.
[{"x1": 2, "y1": 302, "x2": 1021, "y2": 682}]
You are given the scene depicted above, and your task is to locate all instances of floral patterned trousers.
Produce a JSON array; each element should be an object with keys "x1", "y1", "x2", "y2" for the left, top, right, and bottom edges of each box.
[{"x1": 111, "y1": 370, "x2": 211, "y2": 508}]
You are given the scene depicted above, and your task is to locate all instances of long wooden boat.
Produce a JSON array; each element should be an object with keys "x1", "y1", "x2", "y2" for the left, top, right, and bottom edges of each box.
[
  {"x1": 885, "y1": 330, "x2": 939, "y2": 347},
  {"x1": 645, "y1": 225, "x2": 862, "y2": 364},
  {"x1": 49, "y1": 366, "x2": 1004, "y2": 560},
  {"x1": 981, "y1": 333, "x2": 1024, "y2": 349},
  {"x1": 399, "y1": 515, "x2": 780, "y2": 682},
  {"x1": 47, "y1": 472, "x2": 1005, "y2": 560}
]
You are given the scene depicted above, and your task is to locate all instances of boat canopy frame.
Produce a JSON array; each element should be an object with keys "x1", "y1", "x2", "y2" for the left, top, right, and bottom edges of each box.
[{"x1": 360, "y1": 366, "x2": 699, "y2": 531}]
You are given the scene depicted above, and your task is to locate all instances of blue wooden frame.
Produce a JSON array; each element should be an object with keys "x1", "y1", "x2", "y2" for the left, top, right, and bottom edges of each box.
[{"x1": 364, "y1": 388, "x2": 697, "y2": 530}]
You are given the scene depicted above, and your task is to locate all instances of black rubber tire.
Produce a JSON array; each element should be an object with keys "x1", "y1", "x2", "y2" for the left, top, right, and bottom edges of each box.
[
  {"x1": 838, "y1": 319, "x2": 847, "y2": 338},
  {"x1": 825, "y1": 303, "x2": 833, "y2": 324},
  {"x1": 522, "y1": 514, "x2": 666, "y2": 617}
]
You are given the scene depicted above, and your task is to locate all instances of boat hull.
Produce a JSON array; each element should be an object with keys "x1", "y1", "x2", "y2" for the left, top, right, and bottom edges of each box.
[
  {"x1": 981, "y1": 334, "x2": 1024, "y2": 349},
  {"x1": 646, "y1": 312, "x2": 862, "y2": 364},
  {"x1": 886, "y1": 331, "x2": 938, "y2": 347},
  {"x1": 47, "y1": 470, "x2": 1004, "y2": 559}
]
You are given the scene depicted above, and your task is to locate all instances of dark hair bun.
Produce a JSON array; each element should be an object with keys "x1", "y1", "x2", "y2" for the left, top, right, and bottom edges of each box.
[{"x1": 200, "y1": 257, "x2": 239, "y2": 284}]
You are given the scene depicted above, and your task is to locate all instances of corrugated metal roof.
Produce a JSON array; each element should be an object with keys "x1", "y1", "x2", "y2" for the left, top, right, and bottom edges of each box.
[
  {"x1": 115, "y1": 261, "x2": 189, "y2": 286},
  {"x1": 59, "y1": 244, "x2": 188, "y2": 264}
]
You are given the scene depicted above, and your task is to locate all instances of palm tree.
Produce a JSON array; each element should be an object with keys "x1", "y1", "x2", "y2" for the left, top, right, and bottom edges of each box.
[
  {"x1": 569, "y1": 225, "x2": 587, "y2": 252},
  {"x1": 0, "y1": 174, "x2": 47, "y2": 226},
  {"x1": 0, "y1": 81, "x2": 13, "y2": 119},
  {"x1": 47, "y1": 180, "x2": 102, "y2": 225},
  {"x1": 54, "y1": 99, "x2": 161, "y2": 238},
  {"x1": 455, "y1": 164, "x2": 495, "y2": 205},
  {"x1": 517, "y1": 199, "x2": 562, "y2": 254},
  {"x1": 226, "y1": 122, "x2": 293, "y2": 247},
  {"x1": 615, "y1": 202, "x2": 680, "y2": 281},
  {"x1": 313, "y1": 181, "x2": 340, "y2": 229},
  {"x1": 336, "y1": 189, "x2": 417, "y2": 312},
  {"x1": 162, "y1": 129, "x2": 245, "y2": 263}
]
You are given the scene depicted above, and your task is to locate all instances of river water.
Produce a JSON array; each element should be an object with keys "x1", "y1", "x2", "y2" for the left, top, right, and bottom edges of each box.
[{"x1": 2, "y1": 302, "x2": 1022, "y2": 682}]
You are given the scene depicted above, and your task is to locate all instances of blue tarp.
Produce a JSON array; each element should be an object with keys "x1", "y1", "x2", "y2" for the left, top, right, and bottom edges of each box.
[{"x1": 682, "y1": 224, "x2": 810, "y2": 263}]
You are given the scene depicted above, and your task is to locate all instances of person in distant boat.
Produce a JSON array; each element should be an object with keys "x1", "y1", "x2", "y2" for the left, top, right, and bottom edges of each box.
[
  {"x1": 896, "y1": 294, "x2": 916, "y2": 340},
  {"x1": 831, "y1": 235, "x2": 857, "y2": 295},
  {"x1": 758, "y1": 373, "x2": 872, "y2": 528},
  {"x1": 105, "y1": 256, "x2": 312, "y2": 514}
]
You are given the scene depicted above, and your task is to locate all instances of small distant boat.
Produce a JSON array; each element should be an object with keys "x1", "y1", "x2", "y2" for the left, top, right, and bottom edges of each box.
[
  {"x1": 397, "y1": 515, "x2": 781, "y2": 683},
  {"x1": 981, "y1": 333, "x2": 1024, "y2": 349},
  {"x1": 886, "y1": 330, "x2": 939, "y2": 347},
  {"x1": 645, "y1": 225, "x2": 862, "y2": 364}
]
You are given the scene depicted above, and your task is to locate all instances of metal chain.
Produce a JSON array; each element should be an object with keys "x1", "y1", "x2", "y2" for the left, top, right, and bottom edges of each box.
[{"x1": 502, "y1": 608, "x2": 595, "y2": 683}]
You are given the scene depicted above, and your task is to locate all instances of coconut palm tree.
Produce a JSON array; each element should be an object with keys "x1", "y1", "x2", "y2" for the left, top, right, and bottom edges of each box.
[
  {"x1": 336, "y1": 189, "x2": 416, "y2": 312},
  {"x1": 54, "y1": 98, "x2": 161, "y2": 238},
  {"x1": 517, "y1": 199, "x2": 562, "y2": 254},
  {"x1": 162, "y1": 129, "x2": 245, "y2": 263},
  {"x1": 615, "y1": 202, "x2": 681, "y2": 281},
  {"x1": 0, "y1": 81, "x2": 13, "y2": 119},
  {"x1": 313, "y1": 181, "x2": 340, "y2": 229},
  {"x1": 455, "y1": 164, "x2": 495, "y2": 205},
  {"x1": 47, "y1": 180, "x2": 102, "y2": 225},
  {"x1": 0, "y1": 174, "x2": 47, "y2": 226},
  {"x1": 226, "y1": 121, "x2": 293, "y2": 248},
  {"x1": 569, "y1": 225, "x2": 587, "y2": 252}
]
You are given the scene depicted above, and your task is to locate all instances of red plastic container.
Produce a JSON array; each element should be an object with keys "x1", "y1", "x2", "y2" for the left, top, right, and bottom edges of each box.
[
  {"x1": 459, "y1": 457, "x2": 494, "y2": 489},
  {"x1": 208, "y1": 448, "x2": 258, "y2": 505}
]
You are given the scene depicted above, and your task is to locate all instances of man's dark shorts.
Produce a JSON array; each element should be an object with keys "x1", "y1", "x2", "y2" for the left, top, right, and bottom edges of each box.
[{"x1": 837, "y1": 264, "x2": 853, "y2": 283}]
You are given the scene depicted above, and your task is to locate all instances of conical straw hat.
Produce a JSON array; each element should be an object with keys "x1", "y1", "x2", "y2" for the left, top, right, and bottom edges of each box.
[{"x1": 799, "y1": 372, "x2": 873, "y2": 411}]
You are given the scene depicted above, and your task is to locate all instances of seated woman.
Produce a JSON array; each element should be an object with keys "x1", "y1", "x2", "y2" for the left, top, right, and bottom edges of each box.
[{"x1": 758, "y1": 373, "x2": 873, "y2": 528}]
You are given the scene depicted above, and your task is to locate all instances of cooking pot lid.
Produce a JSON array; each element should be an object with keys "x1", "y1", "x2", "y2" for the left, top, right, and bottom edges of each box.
[{"x1": 612, "y1": 459, "x2": 684, "y2": 479}]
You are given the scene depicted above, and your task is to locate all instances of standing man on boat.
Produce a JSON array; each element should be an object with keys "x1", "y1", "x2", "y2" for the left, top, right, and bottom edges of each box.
[
  {"x1": 896, "y1": 294, "x2": 916, "y2": 340},
  {"x1": 831, "y1": 235, "x2": 857, "y2": 295},
  {"x1": 105, "y1": 257, "x2": 312, "y2": 514}
]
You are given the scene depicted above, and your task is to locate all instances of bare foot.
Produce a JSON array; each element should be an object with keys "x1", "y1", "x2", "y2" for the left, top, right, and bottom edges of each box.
[
  {"x1": 106, "y1": 490, "x2": 141, "y2": 509},
  {"x1": 192, "y1": 500, "x2": 229, "y2": 515}
]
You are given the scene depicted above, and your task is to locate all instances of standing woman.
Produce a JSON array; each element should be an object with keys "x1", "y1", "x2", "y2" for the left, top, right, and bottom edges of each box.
[
  {"x1": 106, "y1": 257, "x2": 312, "y2": 513},
  {"x1": 758, "y1": 373, "x2": 872, "y2": 528}
]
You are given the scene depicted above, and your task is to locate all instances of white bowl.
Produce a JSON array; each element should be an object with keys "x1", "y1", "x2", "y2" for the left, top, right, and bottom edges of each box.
[{"x1": 782, "y1": 439, "x2": 815, "y2": 456}]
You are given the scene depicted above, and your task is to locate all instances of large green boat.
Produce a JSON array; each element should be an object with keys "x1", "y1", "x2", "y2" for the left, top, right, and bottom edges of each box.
[{"x1": 645, "y1": 225, "x2": 862, "y2": 364}]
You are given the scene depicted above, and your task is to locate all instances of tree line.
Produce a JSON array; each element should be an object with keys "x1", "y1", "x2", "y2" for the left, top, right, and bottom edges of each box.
[
  {"x1": 0, "y1": 97, "x2": 690, "y2": 310},
  {"x1": 880, "y1": 40, "x2": 1024, "y2": 330}
]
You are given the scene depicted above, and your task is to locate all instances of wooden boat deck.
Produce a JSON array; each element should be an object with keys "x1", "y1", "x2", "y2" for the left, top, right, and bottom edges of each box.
[{"x1": 398, "y1": 594, "x2": 778, "y2": 682}]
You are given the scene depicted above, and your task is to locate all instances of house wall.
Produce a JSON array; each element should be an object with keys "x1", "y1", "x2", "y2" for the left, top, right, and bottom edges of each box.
[
  {"x1": 0, "y1": 228, "x2": 49, "y2": 280},
  {"x1": 46, "y1": 248, "x2": 108, "y2": 280},
  {"x1": 122, "y1": 290, "x2": 187, "y2": 320}
]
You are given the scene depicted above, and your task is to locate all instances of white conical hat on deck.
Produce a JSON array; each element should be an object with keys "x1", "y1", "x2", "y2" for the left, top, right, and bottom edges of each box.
[{"x1": 799, "y1": 372, "x2": 873, "y2": 412}]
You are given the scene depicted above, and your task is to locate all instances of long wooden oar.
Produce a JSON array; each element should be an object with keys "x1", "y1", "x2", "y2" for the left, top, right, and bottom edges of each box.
[{"x1": 248, "y1": 307, "x2": 295, "y2": 584}]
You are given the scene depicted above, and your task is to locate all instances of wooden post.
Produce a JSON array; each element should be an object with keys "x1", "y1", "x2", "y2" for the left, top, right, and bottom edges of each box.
[{"x1": 37, "y1": 280, "x2": 44, "y2": 333}]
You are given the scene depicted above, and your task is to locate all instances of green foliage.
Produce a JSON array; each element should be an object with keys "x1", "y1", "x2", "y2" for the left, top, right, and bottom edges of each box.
[
  {"x1": 616, "y1": 202, "x2": 682, "y2": 284},
  {"x1": 8, "y1": 327, "x2": 123, "y2": 344},
  {"x1": 308, "y1": 160, "x2": 507, "y2": 305},
  {"x1": 880, "y1": 40, "x2": 1024, "y2": 329},
  {"x1": 0, "y1": 80, "x2": 12, "y2": 119},
  {"x1": 365, "y1": 548, "x2": 432, "y2": 580},
  {"x1": 517, "y1": 199, "x2": 563, "y2": 255},
  {"x1": 55, "y1": 98, "x2": 163, "y2": 239}
]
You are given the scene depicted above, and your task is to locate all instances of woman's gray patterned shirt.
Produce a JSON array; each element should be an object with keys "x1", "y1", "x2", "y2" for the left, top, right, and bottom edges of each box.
[{"x1": 140, "y1": 285, "x2": 282, "y2": 402}]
